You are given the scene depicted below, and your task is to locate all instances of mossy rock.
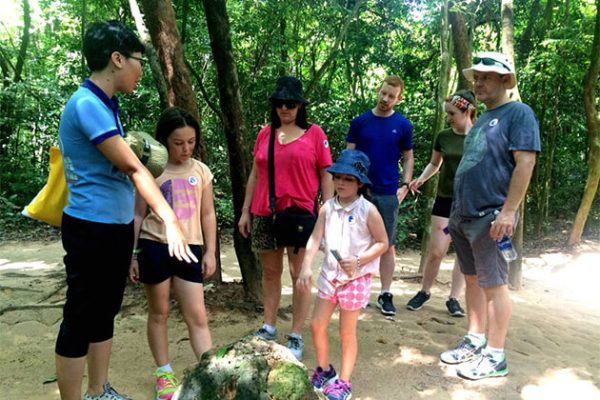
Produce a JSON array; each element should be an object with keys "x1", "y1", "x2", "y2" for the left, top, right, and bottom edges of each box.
[{"x1": 174, "y1": 336, "x2": 319, "y2": 400}]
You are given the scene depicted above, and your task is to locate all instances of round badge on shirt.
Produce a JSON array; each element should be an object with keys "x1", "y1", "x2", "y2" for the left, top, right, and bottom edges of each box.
[
  {"x1": 188, "y1": 175, "x2": 198, "y2": 186},
  {"x1": 347, "y1": 215, "x2": 356, "y2": 225},
  {"x1": 489, "y1": 118, "x2": 499, "y2": 127}
]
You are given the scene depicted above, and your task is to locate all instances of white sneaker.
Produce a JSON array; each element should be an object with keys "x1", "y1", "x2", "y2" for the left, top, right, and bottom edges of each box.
[{"x1": 286, "y1": 333, "x2": 304, "y2": 360}]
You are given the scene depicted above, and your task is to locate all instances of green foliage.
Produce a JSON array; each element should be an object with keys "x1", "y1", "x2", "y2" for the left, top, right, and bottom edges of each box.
[{"x1": 0, "y1": 0, "x2": 598, "y2": 243}]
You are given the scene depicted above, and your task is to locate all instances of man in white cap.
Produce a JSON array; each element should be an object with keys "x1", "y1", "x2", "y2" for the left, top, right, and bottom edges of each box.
[{"x1": 440, "y1": 52, "x2": 540, "y2": 380}]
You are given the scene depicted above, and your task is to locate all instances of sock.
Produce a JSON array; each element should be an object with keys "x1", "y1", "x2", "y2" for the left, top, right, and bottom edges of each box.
[
  {"x1": 484, "y1": 346, "x2": 505, "y2": 362},
  {"x1": 380, "y1": 290, "x2": 391, "y2": 295},
  {"x1": 289, "y1": 331, "x2": 302, "y2": 339},
  {"x1": 157, "y1": 363, "x2": 173, "y2": 373},
  {"x1": 262, "y1": 323, "x2": 276, "y2": 335},
  {"x1": 467, "y1": 332, "x2": 486, "y2": 347}
]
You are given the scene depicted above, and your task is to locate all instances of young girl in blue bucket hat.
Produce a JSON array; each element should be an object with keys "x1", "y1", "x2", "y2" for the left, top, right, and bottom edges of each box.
[{"x1": 297, "y1": 149, "x2": 388, "y2": 400}]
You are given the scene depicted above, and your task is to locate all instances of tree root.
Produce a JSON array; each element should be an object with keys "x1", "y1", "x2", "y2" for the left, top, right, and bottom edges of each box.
[{"x1": 0, "y1": 303, "x2": 64, "y2": 316}]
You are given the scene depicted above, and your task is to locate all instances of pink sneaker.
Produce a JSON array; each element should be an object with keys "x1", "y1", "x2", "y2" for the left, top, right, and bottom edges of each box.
[{"x1": 155, "y1": 369, "x2": 179, "y2": 400}]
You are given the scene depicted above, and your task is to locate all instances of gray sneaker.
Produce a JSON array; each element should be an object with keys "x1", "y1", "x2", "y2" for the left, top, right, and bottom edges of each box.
[
  {"x1": 440, "y1": 336, "x2": 486, "y2": 365},
  {"x1": 253, "y1": 326, "x2": 277, "y2": 341},
  {"x1": 83, "y1": 382, "x2": 132, "y2": 400},
  {"x1": 286, "y1": 334, "x2": 304, "y2": 360},
  {"x1": 457, "y1": 352, "x2": 509, "y2": 380}
]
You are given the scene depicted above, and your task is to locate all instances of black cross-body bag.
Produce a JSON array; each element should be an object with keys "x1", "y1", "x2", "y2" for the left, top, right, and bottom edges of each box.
[{"x1": 268, "y1": 124, "x2": 318, "y2": 254}]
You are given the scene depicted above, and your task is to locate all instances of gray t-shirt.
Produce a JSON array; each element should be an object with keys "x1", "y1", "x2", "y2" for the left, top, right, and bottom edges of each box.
[{"x1": 452, "y1": 101, "x2": 541, "y2": 218}]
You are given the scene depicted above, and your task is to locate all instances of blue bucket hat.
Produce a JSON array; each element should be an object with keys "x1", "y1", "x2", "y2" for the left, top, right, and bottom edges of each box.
[{"x1": 327, "y1": 149, "x2": 372, "y2": 185}]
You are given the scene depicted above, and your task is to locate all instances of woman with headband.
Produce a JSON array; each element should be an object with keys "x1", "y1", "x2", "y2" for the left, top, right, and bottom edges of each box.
[{"x1": 406, "y1": 90, "x2": 477, "y2": 316}]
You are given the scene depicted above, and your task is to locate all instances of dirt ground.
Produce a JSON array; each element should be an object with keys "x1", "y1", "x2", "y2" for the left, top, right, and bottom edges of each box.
[{"x1": 1, "y1": 238, "x2": 599, "y2": 400}]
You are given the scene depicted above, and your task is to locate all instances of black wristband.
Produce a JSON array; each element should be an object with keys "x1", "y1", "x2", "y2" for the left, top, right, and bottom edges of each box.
[{"x1": 399, "y1": 182, "x2": 409, "y2": 189}]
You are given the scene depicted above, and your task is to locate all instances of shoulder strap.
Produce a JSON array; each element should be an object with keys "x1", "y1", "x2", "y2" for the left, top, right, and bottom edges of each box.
[{"x1": 268, "y1": 125, "x2": 276, "y2": 215}]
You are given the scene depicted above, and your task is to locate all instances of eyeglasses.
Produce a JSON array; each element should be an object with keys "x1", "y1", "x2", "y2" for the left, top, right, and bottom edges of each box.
[
  {"x1": 272, "y1": 100, "x2": 298, "y2": 109},
  {"x1": 473, "y1": 57, "x2": 511, "y2": 72},
  {"x1": 128, "y1": 55, "x2": 146, "y2": 67},
  {"x1": 333, "y1": 175, "x2": 358, "y2": 183}
]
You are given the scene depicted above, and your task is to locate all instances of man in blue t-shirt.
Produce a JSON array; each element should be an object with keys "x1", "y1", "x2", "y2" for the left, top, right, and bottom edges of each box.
[
  {"x1": 441, "y1": 52, "x2": 540, "y2": 381},
  {"x1": 346, "y1": 75, "x2": 414, "y2": 316}
]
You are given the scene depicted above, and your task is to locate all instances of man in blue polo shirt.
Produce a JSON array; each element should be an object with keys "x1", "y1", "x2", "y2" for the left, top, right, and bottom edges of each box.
[
  {"x1": 56, "y1": 21, "x2": 196, "y2": 400},
  {"x1": 346, "y1": 75, "x2": 414, "y2": 316}
]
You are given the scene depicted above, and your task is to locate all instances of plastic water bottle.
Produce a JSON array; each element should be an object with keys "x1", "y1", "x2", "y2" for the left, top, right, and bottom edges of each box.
[{"x1": 497, "y1": 235, "x2": 518, "y2": 262}]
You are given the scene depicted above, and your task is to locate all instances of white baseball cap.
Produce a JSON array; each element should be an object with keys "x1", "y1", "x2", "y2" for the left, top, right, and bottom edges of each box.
[{"x1": 463, "y1": 52, "x2": 516, "y2": 89}]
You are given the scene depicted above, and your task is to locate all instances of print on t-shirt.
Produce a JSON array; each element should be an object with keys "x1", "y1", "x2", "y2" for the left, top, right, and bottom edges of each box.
[
  {"x1": 455, "y1": 124, "x2": 488, "y2": 176},
  {"x1": 160, "y1": 177, "x2": 198, "y2": 220}
]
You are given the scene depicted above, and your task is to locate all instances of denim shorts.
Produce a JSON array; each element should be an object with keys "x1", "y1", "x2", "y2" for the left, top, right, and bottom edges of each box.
[
  {"x1": 448, "y1": 212, "x2": 510, "y2": 288},
  {"x1": 369, "y1": 193, "x2": 399, "y2": 246}
]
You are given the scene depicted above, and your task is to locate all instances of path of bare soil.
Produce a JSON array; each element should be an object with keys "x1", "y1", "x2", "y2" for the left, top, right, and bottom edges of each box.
[{"x1": 1, "y1": 239, "x2": 599, "y2": 400}]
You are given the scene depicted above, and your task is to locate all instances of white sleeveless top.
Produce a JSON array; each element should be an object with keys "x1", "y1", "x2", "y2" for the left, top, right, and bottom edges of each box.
[{"x1": 316, "y1": 195, "x2": 380, "y2": 296}]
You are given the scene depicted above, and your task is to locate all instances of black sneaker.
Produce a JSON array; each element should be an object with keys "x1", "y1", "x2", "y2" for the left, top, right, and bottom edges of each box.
[
  {"x1": 406, "y1": 291, "x2": 430, "y2": 311},
  {"x1": 376, "y1": 292, "x2": 396, "y2": 316},
  {"x1": 446, "y1": 298, "x2": 466, "y2": 317}
]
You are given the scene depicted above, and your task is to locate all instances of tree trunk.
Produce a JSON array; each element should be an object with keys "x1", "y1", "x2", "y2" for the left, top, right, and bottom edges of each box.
[
  {"x1": 541, "y1": 0, "x2": 556, "y2": 39},
  {"x1": 518, "y1": 0, "x2": 541, "y2": 60},
  {"x1": 14, "y1": 0, "x2": 30, "y2": 83},
  {"x1": 501, "y1": 0, "x2": 524, "y2": 289},
  {"x1": 140, "y1": 0, "x2": 207, "y2": 161},
  {"x1": 81, "y1": 0, "x2": 86, "y2": 80},
  {"x1": 0, "y1": 0, "x2": 31, "y2": 157},
  {"x1": 201, "y1": 0, "x2": 262, "y2": 300},
  {"x1": 304, "y1": 0, "x2": 366, "y2": 97},
  {"x1": 501, "y1": 0, "x2": 521, "y2": 101},
  {"x1": 128, "y1": 0, "x2": 169, "y2": 110},
  {"x1": 419, "y1": 1, "x2": 452, "y2": 274},
  {"x1": 569, "y1": 0, "x2": 600, "y2": 246},
  {"x1": 449, "y1": 1, "x2": 472, "y2": 91}
]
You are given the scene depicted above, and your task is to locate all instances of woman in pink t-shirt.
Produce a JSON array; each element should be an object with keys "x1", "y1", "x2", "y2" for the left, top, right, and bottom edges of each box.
[{"x1": 238, "y1": 76, "x2": 334, "y2": 360}]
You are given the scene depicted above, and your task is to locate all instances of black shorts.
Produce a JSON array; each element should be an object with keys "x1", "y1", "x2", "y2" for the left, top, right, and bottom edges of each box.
[
  {"x1": 56, "y1": 212, "x2": 133, "y2": 358},
  {"x1": 431, "y1": 196, "x2": 453, "y2": 218},
  {"x1": 137, "y1": 238, "x2": 204, "y2": 284}
]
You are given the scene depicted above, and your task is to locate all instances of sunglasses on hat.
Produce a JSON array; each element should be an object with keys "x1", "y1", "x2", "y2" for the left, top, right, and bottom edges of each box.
[
  {"x1": 473, "y1": 57, "x2": 511, "y2": 72},
  {"x1": 272, "y1": 100, "x2": 299, "y2": 109}
]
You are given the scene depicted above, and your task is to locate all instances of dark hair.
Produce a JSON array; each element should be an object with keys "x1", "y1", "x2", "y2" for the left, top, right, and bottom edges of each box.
[
  {"x1": 155, "y1": 107, "x2": 201, "y2": 157},
  {"x1": 270, "y1": 104, "x2": 310, "y2": 129},
  {"x1": 83, "y1": 20, "x2": 145, "y2": 72}
]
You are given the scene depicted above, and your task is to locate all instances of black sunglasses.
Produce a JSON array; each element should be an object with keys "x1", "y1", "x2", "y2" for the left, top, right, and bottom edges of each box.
[
  {"x1": 272, "y1": 100, "x2": 298, "y2": 109},
  {"x1": 473, "y1": 57, "x2": 511, "y2": 72}
]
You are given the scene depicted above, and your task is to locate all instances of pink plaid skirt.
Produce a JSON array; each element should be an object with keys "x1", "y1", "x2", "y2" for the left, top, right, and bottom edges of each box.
[{"x1": 317, "y1": 274, "x2": 372, "y2": 311}]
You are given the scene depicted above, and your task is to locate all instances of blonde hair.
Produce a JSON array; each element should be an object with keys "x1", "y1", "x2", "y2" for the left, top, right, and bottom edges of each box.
[{"x1": 382, "y1": 75, "x2": 405, "y2": 92}]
